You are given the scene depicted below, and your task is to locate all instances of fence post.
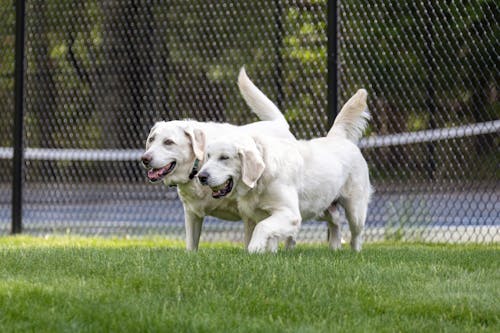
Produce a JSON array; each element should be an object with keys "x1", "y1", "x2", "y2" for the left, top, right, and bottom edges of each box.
[
  {"x1": 327, "y1": 0, "x2": 338, "y2": 127},
  {"x1": 12, "y1": 0, "x2": 26, "y2": 234},
  {"x1": 273, "y1": 0, "x2": 284, "y2": 110}
]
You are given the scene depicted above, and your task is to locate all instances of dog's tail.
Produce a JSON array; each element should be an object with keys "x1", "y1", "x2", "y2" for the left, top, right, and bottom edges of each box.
[
  {"x1": 238, "y1": 67, "x2": 288, "y2": 128},
  {"x1": 327, "y1": 89, "x2": 369, "y2": 143}
]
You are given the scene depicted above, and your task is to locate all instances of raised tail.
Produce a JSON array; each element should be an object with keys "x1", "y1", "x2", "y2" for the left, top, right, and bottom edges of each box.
[
  {"x1": 327, "y1": 89, "x2": 369, "y2": 143},
  {"x1": 238, "y1": 67, "x2": 288, "y2": 128}
]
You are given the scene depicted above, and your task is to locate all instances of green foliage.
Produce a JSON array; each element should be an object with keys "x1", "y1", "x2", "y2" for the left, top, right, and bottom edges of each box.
[
  {"x1": 0, "y1": 0, "x2": 15, "y2": 147},
  {"x1": 0, "y1": 1, "x2": 498, "y2": 181},
  {"x1": 0, "y1": 236, "x2": 498, "y2": 332}
]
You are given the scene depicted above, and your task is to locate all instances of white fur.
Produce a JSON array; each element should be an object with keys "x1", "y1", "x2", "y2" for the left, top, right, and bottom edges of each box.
[
  {"x1": 328, "y1": 89, "x2": 370, "y2": 143},
  {"x1": 142, "y1": 68, "x2": 294, "y2": 250},
  {"x1": 238, "y1": 67, "x2": 288, "y2": 126},
  {"x1": 198, "y1": 89, "x2": 372, "y2": 253}
]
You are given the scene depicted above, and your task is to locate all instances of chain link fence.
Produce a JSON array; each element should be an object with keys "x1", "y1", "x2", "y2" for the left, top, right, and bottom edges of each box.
[{"x1": 0, "y1": 1, "x2": 498, "y2": 244}]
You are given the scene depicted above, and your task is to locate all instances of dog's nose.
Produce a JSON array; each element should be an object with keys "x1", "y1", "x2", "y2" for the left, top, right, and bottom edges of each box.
[
  {"x1": 141, "y1": 154, "x2": 152, "y2": 167},
  {"x1": 197, "y1": 171, "x2": 209, "y2": 185}
]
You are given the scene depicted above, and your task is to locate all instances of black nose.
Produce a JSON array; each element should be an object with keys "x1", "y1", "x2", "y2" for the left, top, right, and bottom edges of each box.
[
  {"x1": 141, "y1": 154, "x2": 152, "y2": 167},
  {"x1": 197, "y1": 171, "x2": 209, "y2": 185}
]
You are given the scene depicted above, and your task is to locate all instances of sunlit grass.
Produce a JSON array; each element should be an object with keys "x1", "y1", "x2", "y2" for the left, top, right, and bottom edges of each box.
[{"x1": 0, "y1": 236, "x2": 498, "y2": 332}]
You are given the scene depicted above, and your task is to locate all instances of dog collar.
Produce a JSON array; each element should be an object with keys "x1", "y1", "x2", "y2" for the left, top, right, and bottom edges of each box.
[{"x1": 188, "y1": 159, "x2": 200, "y2": 180}]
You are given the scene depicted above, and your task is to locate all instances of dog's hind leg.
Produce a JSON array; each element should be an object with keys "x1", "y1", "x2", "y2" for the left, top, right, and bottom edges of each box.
[
  {"x1": 324, "y1": 202, "x2": 343, "y2": 250},
  {"x1": 285, "y1": 236, "x2": 296, "y2": 250},
  {"x1": 342, "y1": 195, "x2": 369, "y2": 252}
]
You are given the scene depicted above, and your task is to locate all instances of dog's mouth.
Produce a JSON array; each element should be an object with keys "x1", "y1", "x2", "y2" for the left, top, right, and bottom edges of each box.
[
  {"x1": 147, "y1": 161, "x2": 176, "y2": 182},
  {"x1": 210, "y1": 178, "x2": 233, "y2": 199}
]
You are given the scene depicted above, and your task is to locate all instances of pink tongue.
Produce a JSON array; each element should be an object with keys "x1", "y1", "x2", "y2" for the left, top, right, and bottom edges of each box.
[{"x1": 148, "y1": 169, "x2": 162, "y2": 179}]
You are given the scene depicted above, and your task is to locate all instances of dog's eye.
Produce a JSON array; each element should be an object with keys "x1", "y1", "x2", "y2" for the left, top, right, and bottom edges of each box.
[
  {"x1": 163, "y1": 139, "x2": 174, "y2": 146},
  {"x1": 148, "y1": 136, "x2": 155, "y2": 143},
  {"x1": 219, "y1": 155, "x2": 229, "y2": 161}
]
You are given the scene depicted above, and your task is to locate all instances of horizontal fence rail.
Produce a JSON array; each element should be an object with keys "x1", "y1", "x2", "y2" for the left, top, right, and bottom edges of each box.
[
  {"x1": 0, "y1": 148, "x2": 143, "y2": 161},
  {"x1": 358, "y1": 120, "x2": 500, "y2": 148},
  {"x1": 1, "y1": 120, "x2": 499, "y2": 160}
]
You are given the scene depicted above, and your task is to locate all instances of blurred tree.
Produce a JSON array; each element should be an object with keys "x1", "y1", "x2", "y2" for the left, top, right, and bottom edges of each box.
[
  {"x1": 0, "y1": 0, "x2": 497, "y2": 182},
  {"x1": 0, "y1": 0, "x2": 15, "y2": 148},
  {"x1": 28, "y1": 0, "x2": 56, "y2": 148},
  {"x1": 94, "y1": 1, "x2": 155, "y2": 149}
]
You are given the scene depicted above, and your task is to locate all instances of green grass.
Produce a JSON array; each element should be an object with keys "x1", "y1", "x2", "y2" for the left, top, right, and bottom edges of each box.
[{"x1": 0, "y1": 236, "x2": 498, "y2": 332}]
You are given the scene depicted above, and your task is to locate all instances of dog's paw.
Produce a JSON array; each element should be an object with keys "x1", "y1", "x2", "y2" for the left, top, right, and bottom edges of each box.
[
  {"x1": 329, "y1": 240, "x2": 342, "y2": 250},
  {"x1": 350, "y1": 236, "x2": 363, "y2": 252},
  {"x1": 247, "y1": 240, "x2": 267, "y2": 254}
]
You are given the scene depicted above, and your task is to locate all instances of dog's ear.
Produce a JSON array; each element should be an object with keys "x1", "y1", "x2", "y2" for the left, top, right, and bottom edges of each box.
[
  {"x1": 147, "y1": 122, "x2": 161, "y2": 139},
  {"x1": 184, "y1": 128, "x2": 206, "y2": 161},
  {"x1": 239, "y1": 145, "x2": 265, "y2": 188},
  {"x1": 150, "y1": 121, "x2": 161, "y2": 133}
]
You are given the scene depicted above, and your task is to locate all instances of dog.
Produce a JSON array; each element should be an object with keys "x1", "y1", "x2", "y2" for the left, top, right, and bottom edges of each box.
[
  {"x1": 197, "y1": 89, "x2": 372, "y2": 253},
  {"x1": 141, "y1": 68, "x2": 295, "y2": 250}
]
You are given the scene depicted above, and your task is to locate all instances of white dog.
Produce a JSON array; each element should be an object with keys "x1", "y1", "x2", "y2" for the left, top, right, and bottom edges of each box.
[
  {"x1": 142, "y1": 68, "x2": 295, "y2": 250},
  {"x1": 197, "y1": 89, "x2": 372, "y2": 253}
]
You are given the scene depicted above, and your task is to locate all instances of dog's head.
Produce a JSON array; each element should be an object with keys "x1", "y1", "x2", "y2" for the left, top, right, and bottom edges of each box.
[
  {"x1": 141, "y1": 121, "x2": 205, "y2": 186},
  {"x1": 197, "y1": 135, "x2": 265, "y2": 199}
]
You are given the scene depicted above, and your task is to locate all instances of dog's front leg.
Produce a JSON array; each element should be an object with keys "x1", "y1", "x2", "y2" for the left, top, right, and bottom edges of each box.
[
  {"x1": 247, "y1": 210, "x2": 301, "y2": 253},
  {"x1": 247, "y1": 187, "x2": 301, "y2": 253},
  {"x1": 248, "y1": 186, "x2": 301, "y2": 253},
  {"x1": 184, "y1": 209, "x2": 203, "y2": 251},
  {"x1": 243, "y1": 219, "x2": 256, "y2": 250}
]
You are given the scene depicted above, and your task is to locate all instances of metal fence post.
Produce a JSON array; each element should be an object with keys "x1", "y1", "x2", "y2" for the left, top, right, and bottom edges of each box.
[
  {"x1": 327, "y1": 0, "x2": 338, "y2": 127},
  {"x1": 12, "y1": 0, "x2": 26, "y2": 234},
  {"x1": 273, "y1": 0, "x2": 284, "y2": 110}
]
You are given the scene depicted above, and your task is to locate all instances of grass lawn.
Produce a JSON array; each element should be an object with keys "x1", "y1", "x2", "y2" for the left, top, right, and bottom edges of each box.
[{"x1": 0, "y1": 236, "x2": 498, "y2": 332}]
